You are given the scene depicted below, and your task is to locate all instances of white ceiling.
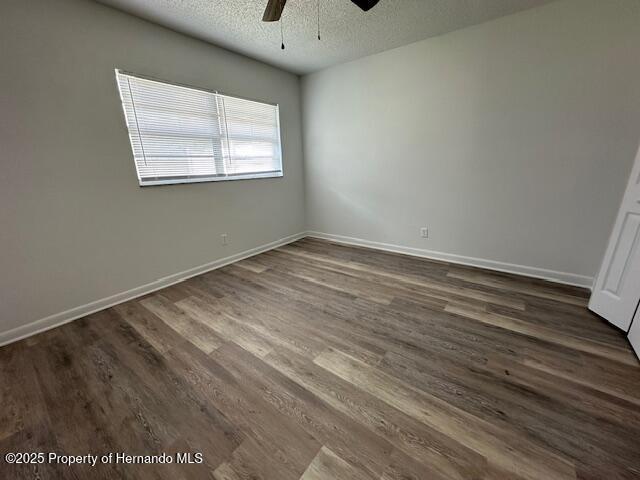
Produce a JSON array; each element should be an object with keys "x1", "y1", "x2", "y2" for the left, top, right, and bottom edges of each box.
[{"x1": 96, "y1": 0, "x2": 558, "y2": 74}]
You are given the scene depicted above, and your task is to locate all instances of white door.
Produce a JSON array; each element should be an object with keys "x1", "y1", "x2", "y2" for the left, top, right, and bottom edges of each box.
[
  {"x1": 589, "y1": 142, "x2": 640, "y2": 331},
  {"x1": 628, "y1": 307, "x2": 640, "y2": 359}
]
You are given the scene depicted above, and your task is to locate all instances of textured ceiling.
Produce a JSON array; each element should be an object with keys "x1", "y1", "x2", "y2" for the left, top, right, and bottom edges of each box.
[{"x1": 96, "y1": 0, "x2": 558, "y2": 74}]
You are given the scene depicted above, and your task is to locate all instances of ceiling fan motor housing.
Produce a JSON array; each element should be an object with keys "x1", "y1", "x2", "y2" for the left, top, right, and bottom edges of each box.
[
  {"x1": 350, "y1": 0, "x2": 380, "y2": 11},
  {"x1": 263, "y1": 0, "x2": 380, "y2": 22}
]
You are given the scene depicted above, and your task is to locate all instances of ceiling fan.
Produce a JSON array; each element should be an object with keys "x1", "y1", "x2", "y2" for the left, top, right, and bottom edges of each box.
[{"x1": 262, "y1": 0, "x2": 380, "y2": 22}]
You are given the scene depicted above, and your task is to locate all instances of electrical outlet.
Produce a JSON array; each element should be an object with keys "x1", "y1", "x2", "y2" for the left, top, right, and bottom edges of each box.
[
  {"x1": 221, "y1": 233, "x2": 228, "y2": 245},
  {"x1": 420, "y1": 227, "x2": 428, "y2": 238}
]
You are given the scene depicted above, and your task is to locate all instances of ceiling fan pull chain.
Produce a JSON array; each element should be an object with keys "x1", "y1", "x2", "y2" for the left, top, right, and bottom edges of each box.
[
  {"x1": 280, "y1": 15, "x2": 285, "y2": 50},
  {"x1": 317, "y1": 0, "x2": 321, "y2": 40}
]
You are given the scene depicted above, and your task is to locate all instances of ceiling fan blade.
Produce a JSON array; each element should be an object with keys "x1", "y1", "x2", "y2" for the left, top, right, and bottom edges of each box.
[
  {"x1": 262, "y1": 0, "x2": 287, "y2": 22},
  {"x1": 350, "y1": 0, "x2": 380, "y2": 12}
]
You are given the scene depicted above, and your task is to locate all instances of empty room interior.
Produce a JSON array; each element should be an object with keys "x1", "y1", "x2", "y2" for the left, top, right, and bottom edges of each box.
[{"x1": 3, "y1": 0, "x2": 640, "y2": 478}]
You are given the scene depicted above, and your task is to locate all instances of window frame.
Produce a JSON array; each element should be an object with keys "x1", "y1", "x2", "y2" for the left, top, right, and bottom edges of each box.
[{"x1": 114, "y1": 69, "x2": 284, "y2": 187}]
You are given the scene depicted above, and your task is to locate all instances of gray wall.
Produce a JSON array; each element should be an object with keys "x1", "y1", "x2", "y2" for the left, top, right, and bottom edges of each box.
[
  {"x1": 302, "y1": 0, "x2": 640, "y2": 282},
  {"x1": 3, "y1": 0, "x2": 640, "y2": 341},
  {"x1": 0, "y1": 0, "x2": 305, "y2": 335}
]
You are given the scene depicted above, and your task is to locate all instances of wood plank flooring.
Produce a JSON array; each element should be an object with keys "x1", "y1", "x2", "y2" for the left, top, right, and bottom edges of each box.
[{"x1": 2, "y1": 238, "x2": 639, "y2": 479}]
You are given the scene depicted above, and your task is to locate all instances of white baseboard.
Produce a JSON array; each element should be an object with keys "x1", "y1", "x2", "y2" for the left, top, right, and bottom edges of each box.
[
  {"x1": 0, "y1": 232, "x2": 306, "y2": 348},
  {"x1": 1, "y1": 229, "x2": 593, "y2": 348},
  {"x1": 306, "y1": 231, "x2": 593, "y2": 289}
]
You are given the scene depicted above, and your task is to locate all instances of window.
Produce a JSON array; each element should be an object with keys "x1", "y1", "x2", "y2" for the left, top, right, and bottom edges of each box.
[{"x1": 115, "y1": 70, "x2": 283, "y2": 186}]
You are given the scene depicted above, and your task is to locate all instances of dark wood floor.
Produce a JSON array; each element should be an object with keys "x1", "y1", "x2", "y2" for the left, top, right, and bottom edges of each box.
[{"x1": 2, "y1": 238, "x2": 639, "y2": 479}]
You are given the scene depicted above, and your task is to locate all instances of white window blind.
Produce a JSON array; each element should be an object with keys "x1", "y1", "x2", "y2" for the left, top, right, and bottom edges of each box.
[{"x1": 115, "y1": 70, "x2": 283, "y2": 186}]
